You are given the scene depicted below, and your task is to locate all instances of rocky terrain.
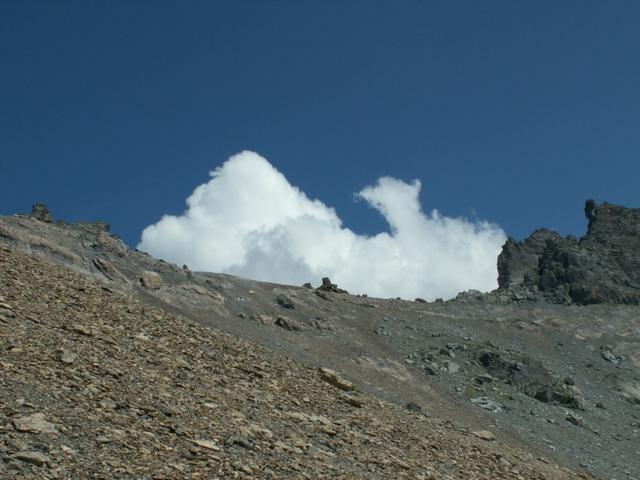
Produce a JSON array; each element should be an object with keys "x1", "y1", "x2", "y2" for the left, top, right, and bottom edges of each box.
[
  {"x1": 491, "y1": 200, "x2": 640, "y2": 305},
  {"x1": 1, "y1": 201, "x2": 639, "y2": 479}
]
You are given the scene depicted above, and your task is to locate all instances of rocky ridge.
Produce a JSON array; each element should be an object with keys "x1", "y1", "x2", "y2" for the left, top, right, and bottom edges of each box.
[{"x1": 461, "y1": 200, "x2": 640, "y2": 305}]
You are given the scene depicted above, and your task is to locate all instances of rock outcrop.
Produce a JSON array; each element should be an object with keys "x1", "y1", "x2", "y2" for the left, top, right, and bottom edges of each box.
[
  {"x1": 29, "y1": 203, "x2": 53, "y2": 223},
  {"x1": 317, "y1": 277, "x2": 348, "y2": 294},
  {"x1": 494, "y1": 200, "x2": 640, "y2": 305}
]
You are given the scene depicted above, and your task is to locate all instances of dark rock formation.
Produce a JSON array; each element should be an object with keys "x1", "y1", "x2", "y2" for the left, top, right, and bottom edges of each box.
[
  {"x1": 30, "y1": 202, "x2": 53, "y2": 223},
  {"x1": 317, "y1": 277, "x2": 348, "y2": 294},
  {"x1": 495, "y1": 200, "x2": 640, "y2": 305}
]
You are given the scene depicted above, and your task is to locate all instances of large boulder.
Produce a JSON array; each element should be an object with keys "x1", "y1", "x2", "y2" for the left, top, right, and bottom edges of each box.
[{"x1": 139, "y1": 271, "x2": 162, "y2": 289}]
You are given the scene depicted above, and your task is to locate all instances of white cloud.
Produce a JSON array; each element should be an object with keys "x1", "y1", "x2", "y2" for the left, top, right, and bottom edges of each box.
[{"x1": 138, "y1": 151, "x2": 506, "y2": 300}]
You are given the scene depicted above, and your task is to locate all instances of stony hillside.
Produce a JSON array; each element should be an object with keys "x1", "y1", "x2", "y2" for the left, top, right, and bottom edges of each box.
[
  {"x1": 0, "y1": 244, "x2": 578, "y2": 479},
  {"x1": 2, "y1": 203, "x2": 640, "y2": 479}
]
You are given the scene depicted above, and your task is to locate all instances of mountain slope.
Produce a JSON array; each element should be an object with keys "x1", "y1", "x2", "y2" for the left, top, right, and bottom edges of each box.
[
  {"x1": 3, "y1": 203, "x2": 640, "y2": 479},
  {"x1": 0, "y1": 244, "x2": 577, "y2": 479}
]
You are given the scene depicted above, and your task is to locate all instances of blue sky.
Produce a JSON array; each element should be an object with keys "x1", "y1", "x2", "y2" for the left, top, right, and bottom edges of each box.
[{"x1": 2, "y1": 0, "x2": 639, "y2": 248}]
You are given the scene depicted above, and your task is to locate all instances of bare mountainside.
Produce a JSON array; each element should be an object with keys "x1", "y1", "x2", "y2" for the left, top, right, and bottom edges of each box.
[
  {"x1": 1, "y1": 246, "x2": 576, "y2": 479},
  {"x1": 1, "y1": 202, "x2": 639, "y2": 479}
]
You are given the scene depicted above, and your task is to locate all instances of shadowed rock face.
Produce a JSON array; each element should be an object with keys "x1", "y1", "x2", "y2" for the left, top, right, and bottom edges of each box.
[{"x1": 495, "y1": 200, "x2": 640, "y2": 305}]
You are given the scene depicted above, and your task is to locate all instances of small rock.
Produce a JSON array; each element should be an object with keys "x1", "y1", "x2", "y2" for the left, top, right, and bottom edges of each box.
[
  {"x1": 60, "y1": 351, "x2": 77, "y2": 365},
  {"x1": 16, "y1": 398, "x2": 34, "y2": 408},
  {"x1": 442, "y1": 360, "x2": 460, "y2": 373},
  {"x1": 276, "y1": 294, "x2": 295, "y2": 309},
  {"x1": 405, "y1": 402, "x2": 422, "y2": 412},
  {"x1": 99, "y1": 398, "x2": 118, "y2": 409},
  {"x1": 601, "y1": 348, "x2": 623, "y2": 365},
  {"x1": 475, "y1": 373, "x2": 494, "y2": 384},
  {"x1": 226, "y1": 435, "x2": 255, "y2": 450},
  {"x1": 155, "y1": 401, "x2": 179, "y2": 416},
  {"x1": 13, "y1": 451, "x2": 49, "y2": 466},
  {"x1": 251, "y1": 313, "x2": 274, "y2": 326},
  {"x1": 13, "y1": 413, "x2": 59, "y2": 434},
  {"x1": 60, "y1": 445, "x2": 77, "y2": 455},
  {"x1": 423, "y1": 364, "x2": 437, "y2": 376},
  {"x1": 566, "y1": 414, "x2": 583, "y2": 426},
  {"x1": 620, "y1": 382, "x2": 640, "y2": 405},
  {"x1": 315, "y1": 290, "x2": 330, "y2": 301},
  {"x1": 470, "y1": 397, "x2": 502, "y2": 413},
  {"x1": 0, "y1": 302, "x2": 14, "y2": 312},
  {"x1": 340, "y1": 394, "x2": 365, "y2": 408},
  {"x1": 318, "y1": 367, "x2": 354, "y2": 391},
  {"x1": 473, "y1": 430, "x2": 496, "y2": 441},
  {"x1": 321, "y1": 425, "x2": 338, "y2": 436},
  {"x1": 71, "y1": 324, "x2": 94, "y2": 337},
  {"x1": 192, "y1": 439, "x2": 220, "y2": 451},
  {"x1": 274, "y1": 315, "x2": 301, "y2": 331}
]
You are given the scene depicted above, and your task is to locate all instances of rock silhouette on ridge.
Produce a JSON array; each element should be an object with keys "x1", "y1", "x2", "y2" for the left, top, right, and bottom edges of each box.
[{"x1": 494, "y1": 199, "x2": 640, "y2": 305}]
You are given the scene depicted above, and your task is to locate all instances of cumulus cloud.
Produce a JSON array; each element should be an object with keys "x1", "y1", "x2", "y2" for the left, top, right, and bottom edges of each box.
[{"x1": 138, "y1": 151, "x2": 506, "y2": 300}]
